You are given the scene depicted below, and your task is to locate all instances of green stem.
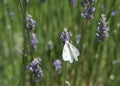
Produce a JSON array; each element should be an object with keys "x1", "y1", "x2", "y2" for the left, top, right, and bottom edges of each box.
[
  {"x1": 61, "y1": 62, "x2": 66, "y2": 86},
  {"x1": 77, "y1": 19, "x2": 88, "y2": 86},
  {"x1": 18, "y1": 0, "x2": 27, "y2": 86}
]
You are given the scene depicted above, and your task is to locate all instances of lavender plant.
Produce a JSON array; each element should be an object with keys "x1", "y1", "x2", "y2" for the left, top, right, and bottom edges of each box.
[
  {"x1": 53, "y1": 59, "x2": 62, "y2": 74},
  {"x1": 60, "y1": 28, "x2": 72, "y2": 45},
  {"x1": 30, "y1": 33, "x2": 38, "y2": 51},
  {"x1": 96, "y1": 14, "x2": 110, "y2": 42},
  {"x1": 28, "y1": 57, "x2": 43, "y2": 81},
  {"x1": 25, "y1": 14, "x2": 36, "y2": 31},
  {"x1": 111, "y1": 10, "x2": 117, "y2": 16},
  {"x1": 19, "y1": 0, "x2": 40, "y2": 83},
  {"x1": 81, "y1": 0, "x2": 96, "y2": 19},
  {"x1": 76, "y1": 34, "x2": 81, "y2": 44},
  {"x1": 2, "y1": 0, "x2": 120, "y2": 86},
  {"x1": 9, "y1": 11, "x2": 14, "y2": 20}
]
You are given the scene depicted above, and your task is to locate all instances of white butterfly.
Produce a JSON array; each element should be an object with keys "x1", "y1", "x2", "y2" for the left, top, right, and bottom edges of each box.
[{"x1": 62, "y1": 41, "x2": 80, "y2": 63}]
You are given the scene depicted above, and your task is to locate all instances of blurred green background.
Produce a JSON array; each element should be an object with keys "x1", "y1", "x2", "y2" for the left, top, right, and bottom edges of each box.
[{"x1": 0, "y1": 0, "x2": 120, "y2": 86}]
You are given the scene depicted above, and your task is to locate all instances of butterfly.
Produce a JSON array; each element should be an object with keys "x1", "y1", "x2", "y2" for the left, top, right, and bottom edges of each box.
[{"x1": 62, "y1": 41, "x2": 80, "y2": 63}]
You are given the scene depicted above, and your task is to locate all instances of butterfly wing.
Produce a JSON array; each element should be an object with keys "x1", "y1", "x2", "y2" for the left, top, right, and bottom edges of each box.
[
  {"x1": 68, "y1": 43, "x2": 80, "y2": 61},
  {"x1": 62, "y1": 43, "x2": 74, "y2": 63}
]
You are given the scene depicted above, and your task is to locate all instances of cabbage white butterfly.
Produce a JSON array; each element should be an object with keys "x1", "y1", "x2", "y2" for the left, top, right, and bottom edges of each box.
[{"x1": 62, "y1": 41, "x2": 80, "y2": 63}]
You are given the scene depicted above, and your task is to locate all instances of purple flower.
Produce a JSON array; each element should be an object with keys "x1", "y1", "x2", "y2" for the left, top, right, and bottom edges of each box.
[
  {"x1": 28, "y1": 57, "x2": 43, "y2": 81},
  {"x1": 60, "y1": 28, "x2": 72, "y2": 44},
  {"x1": 10, "y1": 11, "x2": 14, "y2": 19},
  {"x1": 81, "y1": 7, "x2": 95, "y2": 19},
  {"x1": 76, "y1": 34, "x2": 81, "y2": 44},
  {"x1": 81, "y1": 0, "x2": 96, "y2": 19},
  {"x1": 30, "y1": 33, "x2": 38, "y2": 50},
  {"x1": 96, "y1": 14, "x2": 110, "y2": 42},
  {"x1": 53, "y1": 59, "x2": 62, "y2": 74},
  {"x1": 25, "y1": 15, "x2": 36, "y2": 31},
  {"x1": 111, "y1": 10, "x2": 117, "y2": 16}
]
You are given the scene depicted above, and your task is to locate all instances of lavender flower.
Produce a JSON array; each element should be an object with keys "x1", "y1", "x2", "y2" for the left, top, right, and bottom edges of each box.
[
  {"x1": 76, "y1": 34, "x2": 81, "y2": 44},
  {"x1": 111, "y1": 10, "x2": 117, "y2": 16},
  {"x1": 53, "y1": 59, "x2": 62, "y2": 74},
  {"x1": 60, "y1": 28, "x2": 72, "y2": 44},
  {"x1": 28, "y1": 57, "x2": 43, "y2": 81},
  {"x1": 96, "y1": 14, "x2": 110, "y2": 42},
  {"x1": 10, "y1": 11, "x2": 14, "y2": 20},
  {"x1": 25, "y1": 15, "x2": 36, "y2": 31},
  {"x1": 30, "y1": 33, "x2": 38, "y2": 50},
  {"x1": 81, "y1": 0, "x2": 95, "y2": 19}
]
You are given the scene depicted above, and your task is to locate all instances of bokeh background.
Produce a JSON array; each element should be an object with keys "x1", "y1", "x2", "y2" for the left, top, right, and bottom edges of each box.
[{"x1": 0, "y1": 0, "x2": 120, "y2": 86}]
